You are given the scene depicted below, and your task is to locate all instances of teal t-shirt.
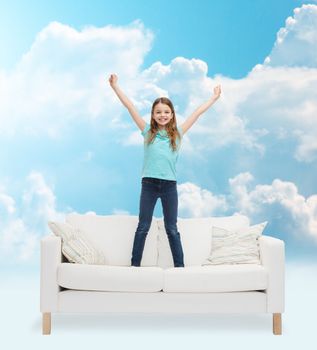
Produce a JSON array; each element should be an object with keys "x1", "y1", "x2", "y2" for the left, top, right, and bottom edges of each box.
[{"x1": 141, "y1": 123, "x2": 183, "y2": 181}]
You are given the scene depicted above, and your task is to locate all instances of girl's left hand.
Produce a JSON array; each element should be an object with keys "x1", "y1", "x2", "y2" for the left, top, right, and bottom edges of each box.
[{"x1": 213, "y1": 85, "x2": 221, "y2": 99}]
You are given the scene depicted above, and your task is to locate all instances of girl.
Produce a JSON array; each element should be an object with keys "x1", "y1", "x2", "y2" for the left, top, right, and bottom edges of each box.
[{"x1": 109, "y1": 74, "x2": 221, "y2": 267}]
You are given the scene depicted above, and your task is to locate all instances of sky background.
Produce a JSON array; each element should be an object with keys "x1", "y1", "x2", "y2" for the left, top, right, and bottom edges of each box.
[{"x1": 1, "y1": 0, "x2": 317, "y2": 269}]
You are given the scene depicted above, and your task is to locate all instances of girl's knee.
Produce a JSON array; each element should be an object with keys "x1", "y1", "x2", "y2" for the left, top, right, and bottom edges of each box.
[
  {"x1": 136, "y1": 221, "x2": 152, "y2": 232},
  {"x1": 164, "y1": 224, "x2": 178, "y2": 235}
]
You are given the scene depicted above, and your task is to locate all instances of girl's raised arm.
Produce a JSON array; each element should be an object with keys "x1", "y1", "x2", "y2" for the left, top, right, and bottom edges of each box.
[
  {"x1": 180, "y1": 85, "x2": 221, "y2": 135},
  {"x1": 108, "y1": 74, "x2": 146, "y2": 131}
]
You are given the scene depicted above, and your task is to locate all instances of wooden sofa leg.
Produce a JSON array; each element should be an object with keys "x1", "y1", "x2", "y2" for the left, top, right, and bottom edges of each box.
[
  {"x1": 273, "y1": 313, "x2": 282, "y2": 335},
  {"x1": 42, "y1": 312, "x2": 51, "y2": 335}
]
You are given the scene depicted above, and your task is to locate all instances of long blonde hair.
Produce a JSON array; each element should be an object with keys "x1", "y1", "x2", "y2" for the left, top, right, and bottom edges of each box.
[{"x1": 146, "y1": 97, "x2": 181, "y2": 151}]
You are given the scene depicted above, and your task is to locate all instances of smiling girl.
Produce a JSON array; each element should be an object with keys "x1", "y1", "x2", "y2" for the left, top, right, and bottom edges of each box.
[{"x1": 109, "y1": 74, "x2": 221, "y2": 267}]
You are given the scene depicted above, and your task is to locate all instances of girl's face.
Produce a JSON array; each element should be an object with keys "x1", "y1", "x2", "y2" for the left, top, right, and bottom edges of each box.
[{"x1": 152, "y1": 103, "x2": 173, "y2": 128}]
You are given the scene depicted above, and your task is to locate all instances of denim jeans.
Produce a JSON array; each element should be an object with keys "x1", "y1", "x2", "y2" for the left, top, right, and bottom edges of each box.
[{"x1": 131, "y1": 177, "x2": 184, "y2": 267}]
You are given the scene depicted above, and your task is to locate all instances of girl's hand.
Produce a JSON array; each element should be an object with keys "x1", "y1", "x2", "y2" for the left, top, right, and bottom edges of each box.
[
  {"x1": 109, "y1": 74, "x2": 118, "y2": 88},
  {"x1": 213, "y1": 85, "x2": 221, "y2": 100}
]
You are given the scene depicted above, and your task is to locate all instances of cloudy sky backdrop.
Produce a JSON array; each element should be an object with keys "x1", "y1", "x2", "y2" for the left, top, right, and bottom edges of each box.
[{"x1": 1, "y1": 0, "x2": 317, "y2": 268}]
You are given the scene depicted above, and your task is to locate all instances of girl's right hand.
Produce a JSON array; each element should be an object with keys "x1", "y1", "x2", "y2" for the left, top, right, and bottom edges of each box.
[{"x1": 109, "y1": 74, "x2": 118, "y2": 88}]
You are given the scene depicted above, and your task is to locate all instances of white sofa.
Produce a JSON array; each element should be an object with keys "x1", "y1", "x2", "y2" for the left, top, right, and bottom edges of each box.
[{"x1": 40, "y1": 213, "x2": 285, "y2": 335}]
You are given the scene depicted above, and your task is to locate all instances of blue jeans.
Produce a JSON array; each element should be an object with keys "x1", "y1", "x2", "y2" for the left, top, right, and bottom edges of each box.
[{"x1": 131, "y1": 177, "x2": 184, "y2": 267}]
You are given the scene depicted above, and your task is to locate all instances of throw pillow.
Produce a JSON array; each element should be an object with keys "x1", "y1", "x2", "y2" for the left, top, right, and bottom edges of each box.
[
  {"x1": 48, "y1": 221, "x2": 106, "y2": 265},
  {"x1": 203, "y1": 221, "x2": 268, "y2": 265}
]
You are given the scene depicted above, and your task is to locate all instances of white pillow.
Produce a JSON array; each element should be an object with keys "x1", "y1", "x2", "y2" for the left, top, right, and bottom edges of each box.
[
  {"x1": 203, "y1": 221, "x2": 268, "y2": 265},
  {"x1": 48, "y1": 221, "x2": 106, "y2": 265}
]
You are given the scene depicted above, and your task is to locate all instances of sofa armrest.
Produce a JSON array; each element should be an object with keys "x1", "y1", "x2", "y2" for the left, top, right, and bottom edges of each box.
[
  {"x1": 259, "y1": 235, "x2": 285, "y2": 313},
  {"x1": 40, "y1": 235, "x2": 62, "y2": 313}
]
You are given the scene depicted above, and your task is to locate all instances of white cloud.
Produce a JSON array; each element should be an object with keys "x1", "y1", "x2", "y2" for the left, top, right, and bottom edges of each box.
[
  {"x1": 177, "y1": 173, "x2": 317, "y2": 243},
  {"x1": 227, "y1": 172, "x2": 254, "y2": 214},
  {"x1": 228, "y1": 172, "x2": 317, "y2": 242},
  {"x1": 2, "y1": 7, "x2": 317, "y2": 162},
  {"x1": 0, "y1": 23, "x2": 266, "y2": 154},
  {"x1": 0, "y1": 172, "x2": 65, "y2": 263},
  {"x1": 178, "y1": 182, "x2": 228, "y2": 217},
  {"x1": 22, "y1": 171, "x2": 64, "y2": 228},
  {"x1": 293, "y1": 131, "x2": 317, "y2": 162},
  {"x1": 168, "y1": 5, "x2": 317, "y2": 161},
  {"x1": 0, "y1": 20, "x2": 153, "y2": 137},
  {"x1": 264, "y1": 4, "x2": 317, "y2": 68},
  {"x1": 243, "y1": 64, "x2": 317, "y2": 162}
]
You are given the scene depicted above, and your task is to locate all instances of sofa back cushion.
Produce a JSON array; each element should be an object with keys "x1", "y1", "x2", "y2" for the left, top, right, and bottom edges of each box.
[
  {"x1": 157, "y1": 215, "x2": 250, "y2": 268},
  {"x1": 66, "y1": 213, "x2": 158, "y2": 266},
  {"x1": 48, "y1": 221, "x2": 106, "y2": 265}
]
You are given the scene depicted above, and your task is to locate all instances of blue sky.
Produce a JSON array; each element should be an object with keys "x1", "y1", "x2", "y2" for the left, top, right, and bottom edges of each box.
[
  {"x1": 0, "y1": 0, "x2": 303, "y2": 77},
  {"x1": 1, "y1": 0, "x2": 317, "y2": 267}
]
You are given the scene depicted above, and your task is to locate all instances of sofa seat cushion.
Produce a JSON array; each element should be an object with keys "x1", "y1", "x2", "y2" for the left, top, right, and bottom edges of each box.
[
  {"x1": 57, "y1": 263, "x2": 164, "y2": 292},
  {"x1": 163, "y1": 265, "x2": 267, "y2": 292}
]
